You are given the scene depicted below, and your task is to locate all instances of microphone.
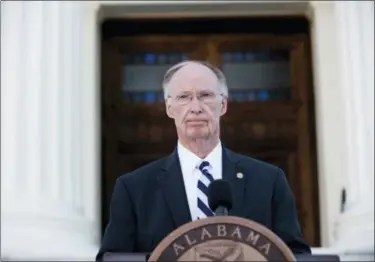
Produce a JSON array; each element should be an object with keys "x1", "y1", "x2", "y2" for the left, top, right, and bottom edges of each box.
[{"x1": 208, "y1": 179, "x2": 233, "y2": 216}]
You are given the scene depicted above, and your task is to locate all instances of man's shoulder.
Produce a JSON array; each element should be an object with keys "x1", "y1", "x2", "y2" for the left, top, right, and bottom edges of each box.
[
  {"x1": 117, "y1": 155, "x2": 170, "y2": 185},
  {"x1": 227, "y1": 149, "x2": 281, "y2": 176},
  {"x1": 228, "y1": 149, "x2": 278, "y2": 169}
]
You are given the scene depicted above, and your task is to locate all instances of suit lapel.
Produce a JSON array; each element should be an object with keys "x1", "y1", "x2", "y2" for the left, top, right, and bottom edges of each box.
[
  {"x1": 159, "y1": 150, "x2": 192, "y2": 228},
  {"x1": 222, "y1": 148, "x2": 246, "y2": 217}
]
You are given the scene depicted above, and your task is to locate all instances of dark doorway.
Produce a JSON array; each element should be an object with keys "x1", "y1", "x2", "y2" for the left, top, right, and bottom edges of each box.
[{"x1": 100, "y1": 16, "x2": 320, "y2": 246}]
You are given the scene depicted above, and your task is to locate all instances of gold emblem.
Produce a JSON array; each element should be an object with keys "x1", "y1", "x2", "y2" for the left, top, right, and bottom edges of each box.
[{"x1": 195, "y1": 240, "x2": 245, "y2": 261}]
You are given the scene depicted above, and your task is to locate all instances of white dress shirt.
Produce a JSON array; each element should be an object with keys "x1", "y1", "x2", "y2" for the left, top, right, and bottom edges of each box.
[{"x1": 177, "y1": 140, "x2": 222, "y2": 221}]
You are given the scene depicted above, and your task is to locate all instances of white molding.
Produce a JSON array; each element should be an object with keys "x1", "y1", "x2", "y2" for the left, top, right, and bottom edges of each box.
[
  {"x1": 98, "y1": 1, "x2": 308, "y2": 19},
  {"x1": 306, "y1": 0, "x2": 343, "y2": 247}
]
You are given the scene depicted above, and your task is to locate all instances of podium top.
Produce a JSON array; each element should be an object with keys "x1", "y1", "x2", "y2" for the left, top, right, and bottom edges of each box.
[{"x1": 103, "y1": 252, "x2": 340, "y2": 262}]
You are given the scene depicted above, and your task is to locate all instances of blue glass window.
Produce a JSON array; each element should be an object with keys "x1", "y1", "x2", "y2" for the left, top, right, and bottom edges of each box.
[
  {"x1": 257, "y1": 90, "x2": 269, "y2": 101},
  {"x1": 145, "y1": 54, "x2": 156, "y2": 65},
  {"x1": 144, "y1": 92, "x2": 156, "y2": 103}
]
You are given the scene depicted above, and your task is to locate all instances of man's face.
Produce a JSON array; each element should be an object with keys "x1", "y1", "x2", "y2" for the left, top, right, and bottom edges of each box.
[{"x1": 165, "y1": 63, "x2": 228, "y2": 141}]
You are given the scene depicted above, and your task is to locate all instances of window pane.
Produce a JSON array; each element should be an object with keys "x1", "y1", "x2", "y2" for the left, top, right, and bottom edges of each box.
[
  {"x1": 122, "y1": 52, "x2": 188, "y2": 103},
  {"x1": 221, "y1": 50, "x2": 292, "y2": 102}
]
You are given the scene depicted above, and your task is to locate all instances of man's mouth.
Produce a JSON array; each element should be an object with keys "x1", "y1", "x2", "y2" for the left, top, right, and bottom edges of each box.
[
  {"x1": 186, "y1": 119, "x2": 207, "y2": 122},
  {"x1": 186, "y1": 120, "x2": 207, "y2": 125}
]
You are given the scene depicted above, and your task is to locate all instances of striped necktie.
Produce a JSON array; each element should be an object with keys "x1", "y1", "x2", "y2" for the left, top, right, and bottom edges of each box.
[{"x1": 197, "y1": 161, "x2": 215, "y2": 219}]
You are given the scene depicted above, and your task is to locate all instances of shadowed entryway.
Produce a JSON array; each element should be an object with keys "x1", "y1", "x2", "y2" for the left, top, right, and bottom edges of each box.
[{"x1": 100, "y1": 16, "x2": 320, "y2": 246}]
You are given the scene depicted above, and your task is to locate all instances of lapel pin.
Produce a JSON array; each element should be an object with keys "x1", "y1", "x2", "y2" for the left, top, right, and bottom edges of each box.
[{"x1": 236, "y1": 172, "x2": 243, "y2": 179}]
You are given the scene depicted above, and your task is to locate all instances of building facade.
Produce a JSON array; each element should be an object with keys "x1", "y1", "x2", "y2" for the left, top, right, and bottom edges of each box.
[{"x1": 1, "y1": 1, "x2": 374, "y2": 260}]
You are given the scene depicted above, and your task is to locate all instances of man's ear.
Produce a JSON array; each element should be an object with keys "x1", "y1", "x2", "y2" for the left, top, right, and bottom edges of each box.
[
  {"x1": 220, "y1": 97, "x2": 228, "y2": 116},
  {"x1": 166, "y1": 100, "x2": 174, "y2": 118}
]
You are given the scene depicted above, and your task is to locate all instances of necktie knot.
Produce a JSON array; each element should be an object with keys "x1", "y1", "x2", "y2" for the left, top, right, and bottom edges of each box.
[
  {"x1": 199, "y1": 160, "x2": 210, "y2": 171},
  {"x1": 198, "y1": 161, "x2": 214, "y2": 183}
]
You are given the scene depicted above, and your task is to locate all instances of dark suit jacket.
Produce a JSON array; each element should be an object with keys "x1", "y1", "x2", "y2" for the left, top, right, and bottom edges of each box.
[{"x1": 96, "y1": 147, "x2": 311, "y2": 260}]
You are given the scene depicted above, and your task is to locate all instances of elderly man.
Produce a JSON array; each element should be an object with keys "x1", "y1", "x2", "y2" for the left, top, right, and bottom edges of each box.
[{"x1": 96, "y1": 61, "x2": 311, "y2": 260}]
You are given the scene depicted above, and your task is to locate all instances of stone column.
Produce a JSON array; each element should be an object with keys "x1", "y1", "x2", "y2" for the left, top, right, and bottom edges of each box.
[
  {"x1": 1, "y1": 2, "x2": 98, "y2": 260},
  {"x1": 333, "y1": 1, "x2": 374, "y2": 259},
  {"x1": 308, "y1": 1, "x2": 347, "y2": 247}
]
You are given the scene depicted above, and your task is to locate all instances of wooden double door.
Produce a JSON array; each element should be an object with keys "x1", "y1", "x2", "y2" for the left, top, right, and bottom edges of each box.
[{"x1": 101, "y1": 33, "x2": 320, "y2": 246}]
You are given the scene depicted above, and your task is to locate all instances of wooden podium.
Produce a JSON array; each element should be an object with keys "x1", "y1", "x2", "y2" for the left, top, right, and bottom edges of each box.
[{"x1": 103, "y1": 216, "x2": 340, "y2": 261}]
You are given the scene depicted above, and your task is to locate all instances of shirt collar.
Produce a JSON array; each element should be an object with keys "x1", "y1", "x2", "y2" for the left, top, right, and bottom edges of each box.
[{"x1": 177, "y1": 140, "x2": 222, "y2": 172}]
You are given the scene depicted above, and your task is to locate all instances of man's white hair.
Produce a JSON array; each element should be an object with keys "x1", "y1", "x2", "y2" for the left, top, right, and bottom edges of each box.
[{"x1": 162, "y1": 60, "x2": 229, "y2": 100}]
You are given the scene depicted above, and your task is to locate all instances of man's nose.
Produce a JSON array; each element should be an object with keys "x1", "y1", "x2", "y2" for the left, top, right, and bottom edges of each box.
[{"x1": 190, "y1": 96, "x2": 203, "y2": 113}]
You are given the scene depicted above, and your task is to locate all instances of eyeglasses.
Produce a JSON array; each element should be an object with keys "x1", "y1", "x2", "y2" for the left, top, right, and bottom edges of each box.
[{"x1": 168, "y1": 91, "x2": 223, "y2": 105}]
